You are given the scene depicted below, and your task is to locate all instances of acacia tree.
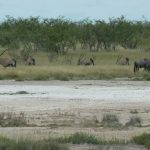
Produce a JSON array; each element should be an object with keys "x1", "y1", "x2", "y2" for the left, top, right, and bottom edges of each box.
[{"x1": 0, "y1": 16, "x2": 150, "y2": 57}]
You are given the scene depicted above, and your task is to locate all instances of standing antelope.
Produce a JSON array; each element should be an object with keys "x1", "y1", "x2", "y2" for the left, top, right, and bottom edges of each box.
[
  {"x1": 25, "y1": 56, "x2": 36, "y2": 66},
  {"x1": 77, "y1": 54, "x2": 95, "y2": 66},
  {"x1": 116, "y1": 55, "x2": 129, "y2": 65},
  {"x1": 0, "y1": 50, "x2": 16, "y2": 68}
]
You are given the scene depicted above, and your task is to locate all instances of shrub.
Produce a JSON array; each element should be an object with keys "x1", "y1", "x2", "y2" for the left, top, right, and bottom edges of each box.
[
  {"x1": 130, "y1": 109, "x2": 138, "y2": 114},
  {"x1": 133, "y1": 133, "x2": 150, "y2": 149},
  {"x1": 125, "y1": 116, "x2": 142, "y2": 127},
  {"x1": 0, "y1": 137, "x2": 69, "y2": 150},
  {"x1": 57, "y1": 132, "x2": 125, "y2": 145},
  {"x1": 101, "y1": 114, "x2": 122, "y2": 128},
  {"x1": 0, "y1": 112, "x2": 28, "y2": 127},
  {"x1": 15, "y1": 91, "x2": 29, "y2": 94},
  {"x1": 58, "y1": 132, "x2": 99, "y2": 144}
]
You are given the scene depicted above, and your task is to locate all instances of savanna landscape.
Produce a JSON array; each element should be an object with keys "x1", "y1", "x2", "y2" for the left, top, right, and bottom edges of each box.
[{"x1": 0, "y1": 17, "x2": 150, "y2": 150}]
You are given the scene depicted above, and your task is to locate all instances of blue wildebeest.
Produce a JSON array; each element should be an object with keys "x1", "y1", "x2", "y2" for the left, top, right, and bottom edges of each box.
[{"x1": 133, "y1": 59, "x2": 150, "y2": 72}]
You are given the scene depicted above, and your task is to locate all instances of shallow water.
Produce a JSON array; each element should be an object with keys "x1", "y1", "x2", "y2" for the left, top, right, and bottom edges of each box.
[{"x1": 0, "y1": 81, "x2": 149, "y2": 102}]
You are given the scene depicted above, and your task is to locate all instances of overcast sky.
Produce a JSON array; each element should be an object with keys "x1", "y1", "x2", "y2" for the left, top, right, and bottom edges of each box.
[{"x1": 0, "y1": 0, "x2": 149, "y2": 21}]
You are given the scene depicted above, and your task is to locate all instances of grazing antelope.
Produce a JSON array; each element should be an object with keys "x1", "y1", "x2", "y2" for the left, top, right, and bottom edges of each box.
[
  {"x1": 0, "y1": 50, "x2": 16, "y2": 68},
  {"x1": 77, "y1": 54, "x2": 95, "y2": 66},
  {"x1": 116, "y1": 55, "x2": 129, "y2": 65},
  {"x1": 25, "y1": 56, "x2": 36, "y2": 66}
]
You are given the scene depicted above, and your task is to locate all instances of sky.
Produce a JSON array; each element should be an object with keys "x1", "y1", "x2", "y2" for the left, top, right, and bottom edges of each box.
[{"x1": 0, "y1": 0, "x2": 150, "y2": 21}]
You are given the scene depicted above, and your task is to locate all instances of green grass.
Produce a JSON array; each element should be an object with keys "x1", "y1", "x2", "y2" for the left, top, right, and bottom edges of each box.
[
  {"x1": 0, "y1": 132, "x2": 127, "y2": 150},
  {"x1": 133, "y1": 133, "x2": 150, "y2": 149},
  {"x1": 130, "y1": 109, "x2": 139, "y2": 114},
  {"x1": 0, "y1": 137, "x2": 69, "y2": 150},
  {"x1": 57, "y1": 132, "x2": 101, "y2": 144},
  {"x1": 0, "y1": 91, "x2": 30, "y2": 95},
  {"x1": 56, "y1": 132, "x2": 126, "y2": 145},
  {"x1": 101, "y1": 114, "x2": 122, "y2": 129},
  {"x1": 125, "y1": 116, "x2": 142, "y2": 127},
  {"x1": 0, "y1": 112, "x2": 28, "y2": 127},
  {"x1": 1, "y1": 132, "x2": 150, "y2": 150},
  {"x1": 15, "y1": 91, "x2": 29, "y2": 94},
  {"x1": 0, "y1": 49, "x2": 150, "y2": 80}
]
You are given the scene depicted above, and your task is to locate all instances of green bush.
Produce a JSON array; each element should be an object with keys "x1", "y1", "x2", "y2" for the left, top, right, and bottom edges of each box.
[
  {"x1": 133, "y1": 133, "x2": 150, "y2": 149},
  {"x1": 58, "y1": 132, "x2": 100, "y2": 144},
  {"x1": 125, "y1": 116, "x2": 142, "y2": 127},
  {"x1": 101, "y1": 114, "x2": 122, "y2": 128},
  {"x1": 0, "y1": 112, "x2": 28, "y2": 127},
  {"x1": 0, "y1": 138, "x2": 69, "y2": 150},
  {"x1": 57, "y1": 132, "x2": 125, "y2": 145},
  {"x1": 130, "y1": 109, "x2": 139, "y2": 114}
]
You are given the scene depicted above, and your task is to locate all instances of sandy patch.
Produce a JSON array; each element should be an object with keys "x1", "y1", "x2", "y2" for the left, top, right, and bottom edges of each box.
[{"x1": 0, "y1": 80, "x2": 149, "y2": 141}]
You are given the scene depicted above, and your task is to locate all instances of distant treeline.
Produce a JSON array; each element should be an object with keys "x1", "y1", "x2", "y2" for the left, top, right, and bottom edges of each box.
[{"x1": 0, "y1": 16, "x2": 150, "y2": 56}]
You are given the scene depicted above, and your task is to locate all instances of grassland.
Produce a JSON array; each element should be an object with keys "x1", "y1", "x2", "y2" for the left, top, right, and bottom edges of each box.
[
  {"x1": 0, "y1": 80, "x2": 149, "y2": 149},
  {"x1": 133, "y1": 133, "x2": 150, "y2": 149},
  {"x1": 0, "y1": 132, "x2": 148, "y2": 150},
  {"x1": 0, "y1": 49, "x2": 149, "y2": 149},
  {"x1": 0, "y1": 49, "x2": 150, "y2": 81}
]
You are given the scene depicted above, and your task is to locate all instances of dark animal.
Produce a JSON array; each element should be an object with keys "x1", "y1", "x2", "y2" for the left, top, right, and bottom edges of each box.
[
  {"x1": 133, "y1": 59, "x2": 150, "y2": 72},
  {"x1": 78, "y1": 58, "x2": 94, "y2": 66},
  {"x1": 144, "y1": 61, "x2": 150, "y2": 71},
  {"x1": 0, "y1": 58, "x2": 16, "y2": 68},
  {"x1": 77, "y1": 54, "x2": 95, "y2": 66},
  {"x1": 25, "y1": 56, "x2": 35, "y2": 66},
  {"x1": 116, "y1": 56, "x2": 129, "y2": 65}
]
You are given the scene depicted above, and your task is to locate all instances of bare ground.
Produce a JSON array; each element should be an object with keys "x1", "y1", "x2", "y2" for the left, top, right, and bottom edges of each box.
[{"x1": 0, "y1": 80, "x2": 149, "y2": 149}]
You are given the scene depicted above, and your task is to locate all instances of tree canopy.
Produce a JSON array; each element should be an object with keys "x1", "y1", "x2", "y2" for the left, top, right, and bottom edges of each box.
[{"x1": 0, "y1": 16, "x2": 150, "y2": 58}]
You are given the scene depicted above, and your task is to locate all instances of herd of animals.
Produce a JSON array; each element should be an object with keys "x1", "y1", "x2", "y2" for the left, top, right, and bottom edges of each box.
[
  {"x1": 0, "y1": 56, "x2": 35, "y2": 68},
  {"x1": 0, "y1": 49, "x2": 35, "y2": 68},
  {"x1": 78, "y1": 55, "x2": 150, "y2": 73},
  {"x1": 0, "y1": 50, "x2": 150, "y2": 73},
  {"x1": 116, "y1": 55, "x2": 150, "y2": 72}
]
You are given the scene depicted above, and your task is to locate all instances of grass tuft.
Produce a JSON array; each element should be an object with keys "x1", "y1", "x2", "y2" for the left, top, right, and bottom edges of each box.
[
  {"x1": 0, "y1": 50, "x2": 150, "y2": 81},
  {"x1": 101, "y1": 114, "x2": 122, "y2": 129},
  {"x1": 0, "y1": 137, "x2": 69, "y2": 150},
  {"x1": 0, "y1": 132, "x2": 131, "y2": 150},
  {"x1": 130, "y1": 109, "x2": 139, "y2": 114},
  {"x1": 0, "y1": 112, "x2": 28, "y2": 127},
  {"x1": 133, "y1": 133, "x2": 150, "y2": 149},
  {"x1": 57, "y1": 132, "x2": 126, "y2": 145},
  {"x1": 15, "y1": 91, "x2": 29, "y2": 94},
  {"x1": 125, "y1": 116, "x2": 142, "y2": 127}
]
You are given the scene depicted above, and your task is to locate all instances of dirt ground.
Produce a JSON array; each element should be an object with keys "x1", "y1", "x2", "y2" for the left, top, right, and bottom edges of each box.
[{"x1": 0, "y1": 80, "x2": 149, "y2": 144}]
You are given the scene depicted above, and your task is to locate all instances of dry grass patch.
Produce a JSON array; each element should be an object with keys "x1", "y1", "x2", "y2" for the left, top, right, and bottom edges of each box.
[
  {"x1": 0, "y1": 112, "x2": 29, "y2": 127},
  {"x1": 125, "y1": 116, "x2": 142, "y2": 127},
  {"x1": 101, "y1": 114, "x2": 122, "y2": 129},
  {"x1": 0, "y1": 50, "x2": 150, "y2": 80},
  {"x1": 130, "y1": 109, "x2": 139, "y2": 114}
]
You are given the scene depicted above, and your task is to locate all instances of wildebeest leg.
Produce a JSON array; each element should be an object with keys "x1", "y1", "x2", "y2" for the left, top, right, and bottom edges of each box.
[
  {"x1": 90, "y1": 58, "x2": 94, "y2": 65},
  {"x1": 146, "y1": 65, "x2": 150, "y2": 72},
  {"x1": 134, "y1": 62, "x2": 138, "y2": 73}
]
